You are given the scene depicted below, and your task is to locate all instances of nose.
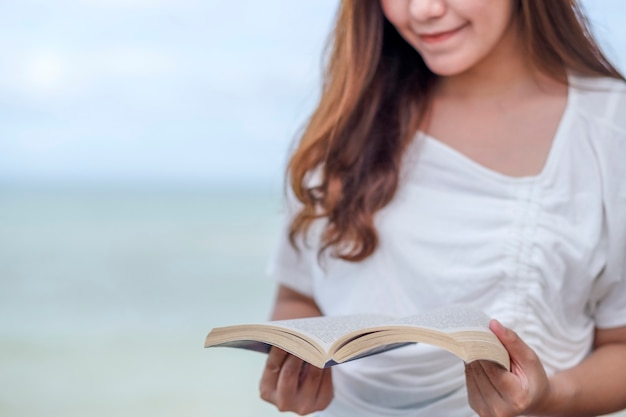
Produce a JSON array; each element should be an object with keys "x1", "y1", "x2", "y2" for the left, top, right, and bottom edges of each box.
[{"x1": 408, "y1": 0, "x2": 446, "y2": 21}]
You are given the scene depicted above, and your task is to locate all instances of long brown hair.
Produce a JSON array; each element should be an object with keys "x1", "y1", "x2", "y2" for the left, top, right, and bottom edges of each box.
[{"x1": 288, "y1": 0, "x2": 624, "y2": 262}]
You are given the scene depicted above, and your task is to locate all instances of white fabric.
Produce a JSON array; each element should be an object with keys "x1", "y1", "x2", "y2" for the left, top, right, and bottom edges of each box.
[{"x1": 266, "y1": 75, "x2": 626, "y2": 417}]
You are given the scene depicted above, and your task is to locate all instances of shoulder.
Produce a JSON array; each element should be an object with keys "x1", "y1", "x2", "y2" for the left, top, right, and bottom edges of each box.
[
  {"x1": 569, "y1": 74, "x2": 626, "y2": 135},
  {"x1": 564, "y1": 75, "x2": 625, "y2": 201}
]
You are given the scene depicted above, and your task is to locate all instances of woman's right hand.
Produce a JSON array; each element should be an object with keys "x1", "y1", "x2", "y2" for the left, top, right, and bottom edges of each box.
[{"x1": 259, "y1": 347, "x2": 334, "y2": 415}]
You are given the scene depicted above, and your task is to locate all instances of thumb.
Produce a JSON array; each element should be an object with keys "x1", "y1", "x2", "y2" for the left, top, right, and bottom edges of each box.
[
  {"x1": 489, "y1": 319, "x2": 537, "y2": 366},
  {"x1": 488, "y1": 321, "x2": 551, "y2": 413}
]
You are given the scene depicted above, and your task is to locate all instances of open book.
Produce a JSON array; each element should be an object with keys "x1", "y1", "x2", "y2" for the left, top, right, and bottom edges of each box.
[{"x1": 205, "y1": 304, "x2": 510, "y2": 370}]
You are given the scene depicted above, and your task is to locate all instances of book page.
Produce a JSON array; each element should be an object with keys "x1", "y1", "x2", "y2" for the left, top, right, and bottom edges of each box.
[
  {"x1": 395, "y1": 304, "x2": 491, "y2": 332},
  {"x1": 273, "y1": 314, "x2": 394, "y2": 348}
]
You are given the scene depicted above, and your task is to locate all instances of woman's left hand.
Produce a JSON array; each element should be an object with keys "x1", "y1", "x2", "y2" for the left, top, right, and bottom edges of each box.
[{"x1": 465, "y1": 320, "x2": 552, "y2": 417}]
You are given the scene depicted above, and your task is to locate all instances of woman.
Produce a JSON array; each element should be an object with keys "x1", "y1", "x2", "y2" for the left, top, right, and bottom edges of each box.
[{"x1": 260, "y1": 1, "x2": 626, "y2": 416}]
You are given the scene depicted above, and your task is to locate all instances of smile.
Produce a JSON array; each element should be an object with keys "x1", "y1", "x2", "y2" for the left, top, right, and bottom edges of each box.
[{"x1": 418, "y1": 24, "x2": 468, "y2": 44}]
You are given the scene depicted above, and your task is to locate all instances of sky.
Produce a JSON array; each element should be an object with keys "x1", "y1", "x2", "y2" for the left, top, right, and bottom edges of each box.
[{"x1": 0, "y1": 0, "x2": 624, "y2": 188}]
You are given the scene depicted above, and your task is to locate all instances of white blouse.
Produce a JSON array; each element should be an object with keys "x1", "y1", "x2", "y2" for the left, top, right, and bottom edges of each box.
[{"x1": 267, "y1": 75, "x2": 626, "y2": 417}]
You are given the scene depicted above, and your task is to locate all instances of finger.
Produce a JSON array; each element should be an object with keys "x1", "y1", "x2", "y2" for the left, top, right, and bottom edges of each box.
[
  {"x1": 478, "y1": 359, "x2": 517, "y2": 395},
  {"x1": 467, "y1": 361, "x2": 496, "y2": 394},
  {"x1": 298, "y1": 362, "x2": 324, "y2": 395},
  {"x1": 469, "y1": 359, "x2": 520, "y2": 416},
  {"x1": 490, "y1": 320, "x2": 538, "y2": 370},
  {"x1": 313, "y1": 368, "x2": 334, "y2": 411},
  {"x1": 481, "y1": 321, "x2": 552, "y2": 416},
  {"x1": 479, "y1": 358, "x2": 544, "y2": 416},
  {"x1": 259, "y1": 347, "x2": 288, "y2": 403},
  {"x1": 489, "y1": 319, "x2": 549, "y2": 394},
  {"x1": 287, "y1": 363, "x2": 328, "y2": 415},
  {"x1": 275, "y1": 353, "x2": 306, "y2": 411},
  {"x1": 465, "y1": 363, "x2": 493, "y2": 417},
  {"x1": 478, "y1": 360, "x2": 523, "y2": 415},
  {"x1": 467, "y1": 361, "x2": 498, "y2": 395},
  {"x1": 296, "y1": 363, "x2": 329, "y2": 411}
]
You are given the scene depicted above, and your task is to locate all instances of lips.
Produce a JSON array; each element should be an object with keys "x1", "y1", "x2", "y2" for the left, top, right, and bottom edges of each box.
[{"x1": 419, "y1": 24, "x2": 468, "y2": 44}]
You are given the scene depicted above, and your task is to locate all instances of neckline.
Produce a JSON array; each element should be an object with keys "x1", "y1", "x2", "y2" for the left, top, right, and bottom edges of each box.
[{"x1": 417, "y1": 75, "x2": 577, "y2": 185}]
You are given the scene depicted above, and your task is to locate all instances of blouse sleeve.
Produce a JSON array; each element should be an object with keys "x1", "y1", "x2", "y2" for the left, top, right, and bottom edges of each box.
[
  {"x1": 590, "y1": 87, "x2": 626, "y2": 329},
  {"x1": 265, "y1": 188, "x2": 317, "y2": 297}
]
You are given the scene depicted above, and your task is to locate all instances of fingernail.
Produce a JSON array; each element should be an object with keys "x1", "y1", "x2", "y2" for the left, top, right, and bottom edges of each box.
[{"x1": 491, "y1": 319, "x2": 505, "y2": 333}]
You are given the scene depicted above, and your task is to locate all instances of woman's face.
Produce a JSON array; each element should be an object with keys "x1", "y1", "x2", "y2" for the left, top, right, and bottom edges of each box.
[{"x1": 380, "y1": 0, "x2": 519, "y2": 76}]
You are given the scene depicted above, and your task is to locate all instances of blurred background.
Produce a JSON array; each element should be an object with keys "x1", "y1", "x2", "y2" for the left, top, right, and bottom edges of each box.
[{"x1": 0, "y1": 1, "x2": 624, "y2": 416}]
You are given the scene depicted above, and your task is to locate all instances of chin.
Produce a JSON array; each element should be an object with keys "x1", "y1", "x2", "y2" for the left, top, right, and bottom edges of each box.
[
  {"x1": 420, "y1": 55, "x2": 478, "y2": 78},
  {"x1": 425, "y1": 64, "x2": 472, "y2": 77}
]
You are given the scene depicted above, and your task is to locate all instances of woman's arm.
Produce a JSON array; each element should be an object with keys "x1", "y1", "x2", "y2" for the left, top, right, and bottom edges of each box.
[
  {"x1": 539, "y1": 326, "x2": 626, "y2": 416},
  {"x1": 465, "y1": 321, "x2": 626, "y2": 417},
  {"x1": 270, "y1": 284, "x2": 323, "y2": 320},
  {"x1": 259, "y1": 284, "x2": 333, "y2": 416}
]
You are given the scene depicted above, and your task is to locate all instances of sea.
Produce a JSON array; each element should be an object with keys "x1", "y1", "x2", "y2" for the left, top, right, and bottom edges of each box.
[
  {"x1": 0, "y1": 185, "x2": 287, "y2": 417},
  {"x1": 1, "y1": 185, "x2": 624, "y2": 417}
]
